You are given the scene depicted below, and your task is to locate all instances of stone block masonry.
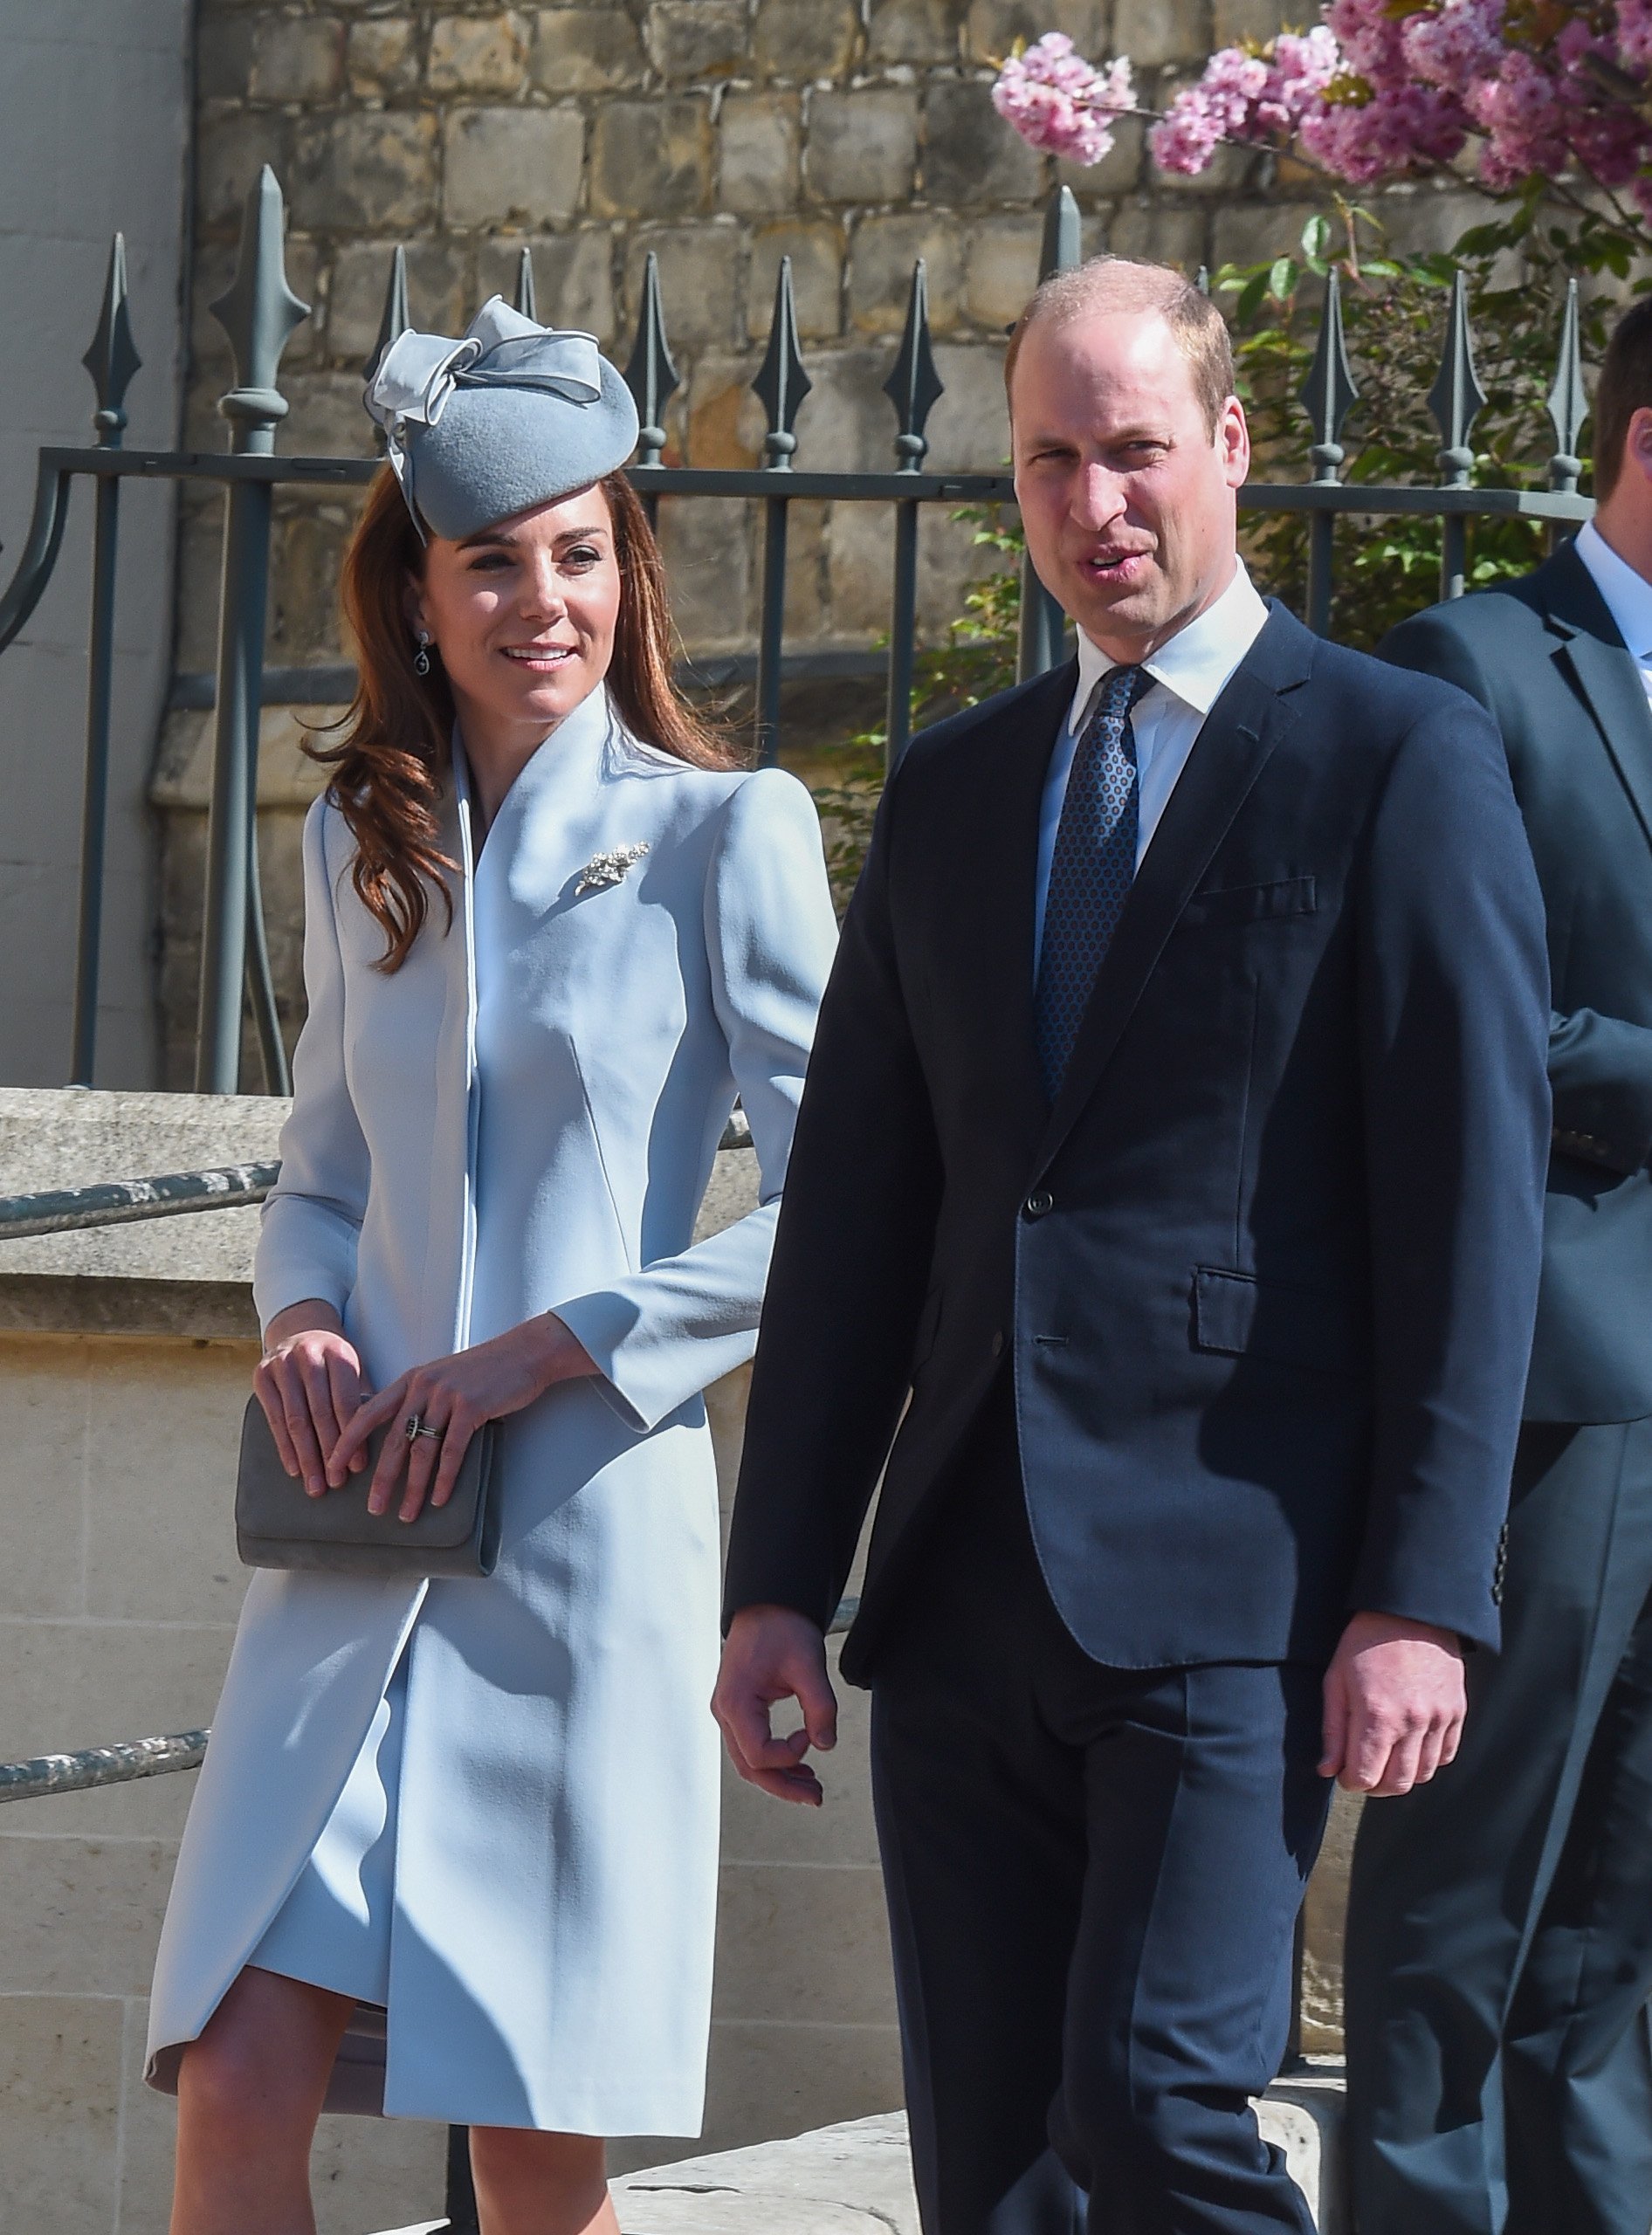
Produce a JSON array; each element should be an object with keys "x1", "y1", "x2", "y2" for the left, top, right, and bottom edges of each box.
[
  {"x1": 182, "y1": 0, "x2": 1474, "y2": 677},
  {"x1": 169, "y1": 1, "x2": 1463, "y2": 1078},
  {"x1": 183, "y1": 0, "x2": 1421, "y2": 672}
]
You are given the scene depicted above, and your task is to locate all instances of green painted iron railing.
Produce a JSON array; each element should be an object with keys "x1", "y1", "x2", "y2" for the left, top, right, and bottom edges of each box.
[{"x1": 0, "y1": 170, "x2": 1593, "y2": 1098}]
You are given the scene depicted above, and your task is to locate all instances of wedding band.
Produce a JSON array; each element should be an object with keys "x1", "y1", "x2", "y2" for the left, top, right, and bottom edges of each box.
[{"x1": 403, "y1": 1413, "x2": 442, "y2": 1443}]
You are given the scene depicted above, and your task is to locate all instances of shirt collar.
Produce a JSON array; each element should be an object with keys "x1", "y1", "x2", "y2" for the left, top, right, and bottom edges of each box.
[
  {"x1": 1574, "y1": 519, "x2": 1652, "y2": 664},
  {"x1": 1072, "y1": 560, "x2": 1270, "y2": 729}
]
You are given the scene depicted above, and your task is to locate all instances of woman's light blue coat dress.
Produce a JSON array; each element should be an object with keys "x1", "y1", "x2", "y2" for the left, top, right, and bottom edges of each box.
[{"x1": 145, "y1": 684, "x2": 837, "y2": 2133}]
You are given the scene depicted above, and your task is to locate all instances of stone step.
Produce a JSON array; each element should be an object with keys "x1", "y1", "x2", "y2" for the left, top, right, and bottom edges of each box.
[{"x1": 370, "y1": 2070, "x2": 1346, "y2": 2235}]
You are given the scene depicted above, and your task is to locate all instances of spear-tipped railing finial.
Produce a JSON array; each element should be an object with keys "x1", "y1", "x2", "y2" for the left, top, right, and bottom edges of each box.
[
  {"x1": 1019, "y1": 187, "x2": 1080, "y2": 682},
  {"x1": 83, "y1": 234, "x2": 141, "y2": 450},
  {"x1": 1428, "y1": 269, "x2": 1487, "y2": 488},
  {"x1": 1547, "y1": 279, "x2": 1588, "y2": 494},
  {"x1": 1039, "y1": 184, "x2": 1082, "y2": 279},
  {"x1": 885, "y1": 261, "x2": 944, "y2": 471},
  {"x1": 624, "y1": 251, "x2": 679, "y2": 469},
  {"x1": 752, "y1": 256, "x2": 812, "y2": 469},
  {"x1": 1299, "y1": 267, "x2": 1359, "y2": 485},
  {"x1": 513, "y1": 244, "x2": 538, "y2": 322},
  {"x1": 210, "y1": 166, "x2": 309, "y2": 458},
  {"x1": 365, "y1": 244, "x2": 410, "y2": 385}
]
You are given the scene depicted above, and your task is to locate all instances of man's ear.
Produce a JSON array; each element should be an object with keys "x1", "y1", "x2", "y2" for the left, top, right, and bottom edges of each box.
[
  {"x1": 1219, "y1": 394, "x2": 1250, "y2": 490},
  {"x1": 1628, "y1": 406, "x2": 1652, "y2": 492}
]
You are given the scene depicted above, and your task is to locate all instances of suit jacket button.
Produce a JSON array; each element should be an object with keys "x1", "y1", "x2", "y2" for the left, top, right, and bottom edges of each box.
[
  {"x1": 990, "y1": 1330, "x2": 1004, "y2": 1358},
  {"x1": 1023, "y1": 1190, "x2": 1054, "y2": 1219}
]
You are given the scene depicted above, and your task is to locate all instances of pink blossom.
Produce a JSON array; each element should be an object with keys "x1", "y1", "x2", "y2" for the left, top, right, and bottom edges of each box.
[
  {"x1": 1298, "y1": 83, "x2": 1468, "y2": 182},
  {"x1": 1621, "y1": 0, "x2": 1652, "y2": 74},
  {"x1": 992, "y1": 9, "x2": 1652, "y2": 206},
  {"x1": 1321, "y1": 0, "x2": 1409, "y2": 93},
  {"x1": 992, "y1": 34, "x2": 1136, "y2": 165},
  {"x1": 1403, "y1": 0, "x2": 1504, "y2": 97},
  {"x1": 1273, "y1": 26, "x2": 1343, "y2": 109},
  {"x1": 1468, "y1": 47, "x2": 1569, "y2": 185},
  {"x1": 1149, "y1": 91, "x2": 1229, "y2": 175},
  {"x1": 1149, "y1": 35, "x2": 1339, "y2": 173}
]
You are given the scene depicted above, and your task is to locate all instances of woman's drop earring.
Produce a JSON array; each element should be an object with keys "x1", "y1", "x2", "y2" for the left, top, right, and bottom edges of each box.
[{"x1": 413, "y1": 629, "x2": 432, "y2": 678}]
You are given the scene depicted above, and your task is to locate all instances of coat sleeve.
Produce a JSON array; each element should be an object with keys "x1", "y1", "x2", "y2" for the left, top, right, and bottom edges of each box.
[
  {"x1": 1384, "y1": 608, "x2": 1652, "y2": 1178},
  {"x1": 720, "y1": 756, "x2": 946, "y2": 1633},
  {"x1": 553, "y1": 768, "x2": 839, "y2": 1434},
  {"x1": 252, "y1": 797, "x2": 373, "y2": 1336},
  {"x1": 1348, "y1": 685, "x2": 1552, "y2": 1648}
]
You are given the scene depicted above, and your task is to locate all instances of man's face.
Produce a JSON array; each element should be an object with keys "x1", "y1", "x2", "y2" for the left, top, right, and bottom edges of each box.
[{"x1": 1010, "y1": 307, "x2": 1249, "y2": 663}]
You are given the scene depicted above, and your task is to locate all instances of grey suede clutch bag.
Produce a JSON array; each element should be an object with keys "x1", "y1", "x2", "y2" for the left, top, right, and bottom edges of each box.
[{"x1": 235, "y1": 1394, "x2": 501, "y2": 1578}]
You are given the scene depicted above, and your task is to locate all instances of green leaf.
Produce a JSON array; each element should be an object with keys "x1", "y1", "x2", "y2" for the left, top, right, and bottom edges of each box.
[
  {"x1": 1301, "y1": 214, "x2": 1332, "y2": 261},
  {"x1": 1235, "y1": 268, "x2": 1271, "y2": 324},
  {"x1": 1268, "y1": 256, "x2": 1298, "y2": 303}
]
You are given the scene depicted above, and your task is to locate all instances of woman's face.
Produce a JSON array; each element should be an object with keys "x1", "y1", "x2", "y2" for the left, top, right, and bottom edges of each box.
[{"x1": 409, "y1": 483, "x2": 622, "y2": 745}]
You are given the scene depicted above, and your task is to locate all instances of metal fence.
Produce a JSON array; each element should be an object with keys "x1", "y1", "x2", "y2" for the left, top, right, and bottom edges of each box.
[{"x1": 0, "y1": 168, "x2": 1594, "y2": 1099}]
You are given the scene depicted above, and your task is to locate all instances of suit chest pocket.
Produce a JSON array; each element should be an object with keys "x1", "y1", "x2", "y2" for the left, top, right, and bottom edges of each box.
[{"x1": 1177, "y1": 875, "x2": 1318, "y2": 931}]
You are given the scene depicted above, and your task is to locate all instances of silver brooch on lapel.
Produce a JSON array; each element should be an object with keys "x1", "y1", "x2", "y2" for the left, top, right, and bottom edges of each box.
[{"x1": 575, "y1": 842, "x2": 650, "y2": 896}]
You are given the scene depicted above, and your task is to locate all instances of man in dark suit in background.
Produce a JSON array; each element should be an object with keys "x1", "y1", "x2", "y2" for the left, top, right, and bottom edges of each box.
[
  {"x1": 712, "y1": 258, "x2": 1552, "y2": 2235},
  {"x1": 1346, "y1": 299, "x2": 1652, "y2": 2235}
]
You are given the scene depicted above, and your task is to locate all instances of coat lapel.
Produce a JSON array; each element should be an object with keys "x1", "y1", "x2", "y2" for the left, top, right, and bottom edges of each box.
[
  {"x1": 1031, "y1": 603, "x2": 1313, "y2": 1181},
  {"x1": 424, "y1": 757, "x2": 480, "y2": 1355},
  {"x1": 1538, "y1": 543, "x2": 1652, "y2": 854}
]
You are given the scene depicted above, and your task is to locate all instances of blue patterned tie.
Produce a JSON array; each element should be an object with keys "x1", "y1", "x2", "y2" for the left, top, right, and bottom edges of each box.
[{"x1": 1035, "y1": 664, "x2": 1151, "y2": 1103}]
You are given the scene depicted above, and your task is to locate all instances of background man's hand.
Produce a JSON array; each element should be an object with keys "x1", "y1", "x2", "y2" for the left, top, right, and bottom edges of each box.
[
  {"x1": 1320, "y1": 1610, "x2": 1467, "y2": 1796},
  {"x1": 713, "y1": 1606, "x2": 838, "y2": 1806}
]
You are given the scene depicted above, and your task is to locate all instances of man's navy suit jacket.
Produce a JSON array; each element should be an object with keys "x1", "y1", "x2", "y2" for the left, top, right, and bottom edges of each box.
[
  {"x1": 1382, "y1": 542, "x2": 1652, "y2": 1427},
  {"x1": 724, "y1": 602, "x2": 1552, "y2": 1676}
]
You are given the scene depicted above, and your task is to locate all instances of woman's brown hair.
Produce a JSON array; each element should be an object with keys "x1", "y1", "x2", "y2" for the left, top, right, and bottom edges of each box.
[{"x1": 309, "y1": 466, "x2": 740, "y2": 971}]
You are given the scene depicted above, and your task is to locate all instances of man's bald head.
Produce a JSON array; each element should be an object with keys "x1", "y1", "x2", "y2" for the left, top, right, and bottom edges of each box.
[{"x1": 1004, "y1": 257, "x2": 1236, "y2": 437}]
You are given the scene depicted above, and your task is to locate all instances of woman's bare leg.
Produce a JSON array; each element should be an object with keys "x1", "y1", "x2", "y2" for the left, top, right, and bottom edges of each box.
[
  {"x1": 170, "y1": 1965, "x2": 356, "y2": 2235},
  {"x1": 469, "y1": 2128, "x2": 622, "y2": 2235}
]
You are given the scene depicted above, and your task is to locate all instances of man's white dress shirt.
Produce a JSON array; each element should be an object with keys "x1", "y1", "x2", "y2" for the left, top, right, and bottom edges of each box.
[
  {"x1": 1034, "y1": 560, "x2": 1271, "y2": 971},
  {"x1": 1574, "y1": 519, "x2": 1652, "y2": 707}
]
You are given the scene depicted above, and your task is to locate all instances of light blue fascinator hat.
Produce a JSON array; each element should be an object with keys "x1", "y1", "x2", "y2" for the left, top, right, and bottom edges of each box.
[{"x1": 364, "y1": 298, "x2": 639, "y2": 542}]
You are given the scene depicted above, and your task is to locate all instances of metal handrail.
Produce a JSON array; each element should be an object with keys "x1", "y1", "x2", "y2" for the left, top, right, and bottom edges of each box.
[
  {"x1": 0, "y1": 1161, "x2": 279, "y2": 1239},
  {"x1": 0, "y1": 1118, "x2": 754, "y2": 1243},
  {"x1": 0, "y1": 1731, "x2": 208, "y2": 1804}
]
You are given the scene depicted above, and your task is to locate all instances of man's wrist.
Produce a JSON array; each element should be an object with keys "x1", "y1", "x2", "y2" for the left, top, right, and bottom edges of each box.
[{"x1": 1346, "y1": 1608, "x2": 1463, "y2": 1653}]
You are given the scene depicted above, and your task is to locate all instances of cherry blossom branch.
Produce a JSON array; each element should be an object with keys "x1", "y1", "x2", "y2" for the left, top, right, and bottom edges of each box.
[{"x1": 991, "y1": 9, "x2": 1652, "y2": 237}]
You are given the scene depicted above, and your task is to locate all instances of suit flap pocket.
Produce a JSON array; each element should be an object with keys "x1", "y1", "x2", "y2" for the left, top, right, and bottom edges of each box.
[
  {"x1": 1179, "y1": 876, "x2": 1318, "y2": 930},
  {"x1": 1192, "y1": 1266, "x2": 1357, "y2": 1375}
]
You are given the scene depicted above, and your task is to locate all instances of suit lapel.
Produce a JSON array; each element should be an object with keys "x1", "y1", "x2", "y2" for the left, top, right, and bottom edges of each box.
[
  {"x1": 953, "y1": 660, "x2": 1075, "y2": 1154},
  {"x1": 1032, "y1": 604, "x2": 1313, "y2": 1181},
  {"x1": 1539, "y1": 544, "x2": 1652, "y2": 853}
]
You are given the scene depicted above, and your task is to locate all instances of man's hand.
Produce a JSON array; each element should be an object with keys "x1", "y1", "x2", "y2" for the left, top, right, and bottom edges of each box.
[
  {"x1": 1320, "y1": 1610, "x2": 1467, "y2": 1797},
  {"x1": 713, "y1": 1606, "x2": 838, "y2": 1807}
]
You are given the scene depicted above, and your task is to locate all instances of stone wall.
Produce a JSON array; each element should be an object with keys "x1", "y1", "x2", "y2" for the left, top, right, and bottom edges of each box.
[{"x1": 165, "y1": 0, "x2": 1487, "y2": 1077}]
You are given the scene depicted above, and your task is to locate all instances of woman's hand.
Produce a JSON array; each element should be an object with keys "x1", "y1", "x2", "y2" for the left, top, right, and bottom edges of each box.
[
  {"x1": 329, "y1": 1314, "x2": 598, "y2": 1524},
  {"x1": 255, "y1": 1303, "x2": 371, "y2": 1500}
]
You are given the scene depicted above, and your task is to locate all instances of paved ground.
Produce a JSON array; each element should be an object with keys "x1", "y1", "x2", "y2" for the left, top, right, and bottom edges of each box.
[
  {"x1": 378, "y1": 2072, "x2": 1347, "y2": 2235},
  {"x1": 613, "y1": 2112, "x2": 919, "y2": 2235}
]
